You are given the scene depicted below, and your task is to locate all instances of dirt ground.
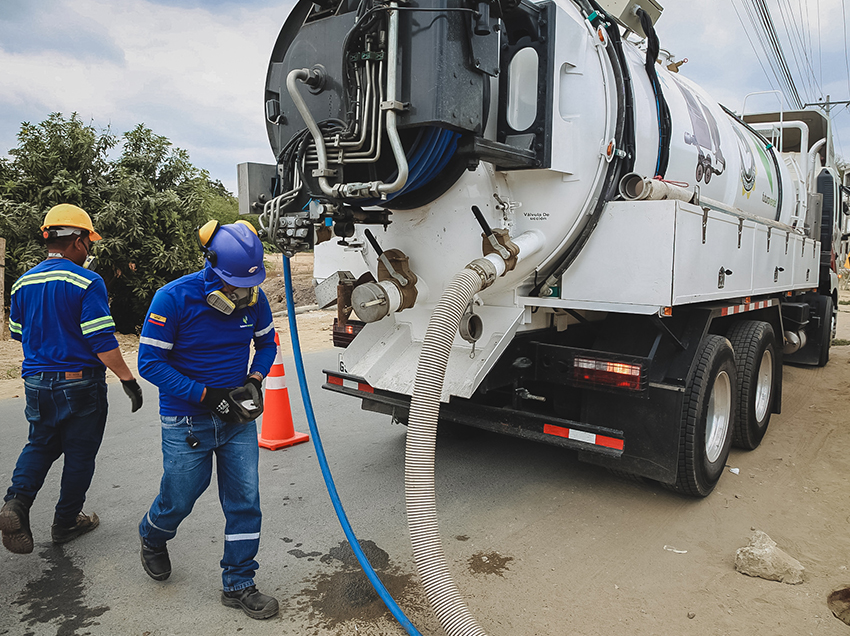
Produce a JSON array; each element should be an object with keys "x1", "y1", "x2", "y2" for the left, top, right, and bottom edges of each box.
[{"x1": 4, "y1": 257, "x2": 850, "y2": 632}]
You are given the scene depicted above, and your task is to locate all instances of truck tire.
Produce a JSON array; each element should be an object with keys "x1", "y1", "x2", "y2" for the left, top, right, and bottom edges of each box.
[
  {"x1": 727, "y1": 321, "x2": 777, "y2": 450},
  {"x1": 673, "y1": 335, "x2": 736, "y2": 497},
  {"x1": 816, "y1": 295, "x2": 834, "y2": 367},
  {"x1": 726, "y1": 320, "x2": 782, "y2": 450}
]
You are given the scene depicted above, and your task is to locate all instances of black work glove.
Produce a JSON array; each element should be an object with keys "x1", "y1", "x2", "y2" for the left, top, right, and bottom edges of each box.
[
  {"x1": 201, "y1": 387, "x2": 243, "y2": 424},
  {"x1": 242, "y1": 375, "x2": 264, "y2": 414},
  {"x1": 121, "y1": 379, "x2": 143, "y2": 413},
  {"x1": 244, "y1": 375, "x2": 263, "y2": 395}
]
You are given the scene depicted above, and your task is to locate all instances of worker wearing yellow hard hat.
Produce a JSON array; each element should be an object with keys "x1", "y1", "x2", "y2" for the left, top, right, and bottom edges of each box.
[
  {"x1": 0, "y1": 204, "x2": 141, "y2": 555},
  {"x1": 40, "y1": 203, "x2": 103, "y2": 241}
]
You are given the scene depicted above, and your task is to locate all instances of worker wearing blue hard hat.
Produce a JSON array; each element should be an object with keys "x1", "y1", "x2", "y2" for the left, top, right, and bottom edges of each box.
[{"x1": 136, "y1": 220, "x2": 279, "y2": 619}]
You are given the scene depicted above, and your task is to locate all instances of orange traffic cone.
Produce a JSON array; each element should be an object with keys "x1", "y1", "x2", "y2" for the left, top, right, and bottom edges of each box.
[{"x1": 258, "y1": 331, "x2": 309, "y2": 450}]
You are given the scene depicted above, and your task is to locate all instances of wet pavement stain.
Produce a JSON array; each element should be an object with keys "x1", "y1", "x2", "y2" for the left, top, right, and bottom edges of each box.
[
  {"x1": 292, "y1": 539, "x2": 426, "y2": 630},
  {"x1": 13, "y1": 544, "x2": 109, "y2": 636},
  {"x1": 468, "y1": 550, "x2": 513, "y2": 577}
]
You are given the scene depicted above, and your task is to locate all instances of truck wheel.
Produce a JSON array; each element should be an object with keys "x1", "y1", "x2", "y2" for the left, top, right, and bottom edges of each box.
[
  {"x1": 816, "y1": 295, "x2": 834, "y2": 367},
  {"x1": 673, "y1": 335, "x2": 736, "y2": 497},
  {"x1": 726, "y1": 321, "x2": 777, "y2": 450}
]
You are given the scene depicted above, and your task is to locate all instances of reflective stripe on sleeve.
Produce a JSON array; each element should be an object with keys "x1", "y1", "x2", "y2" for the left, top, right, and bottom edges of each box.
[
  {"x1": 80, "y1": 316, "x2": 115, "y2": 335},
  {"x1": 11, "y1": 271, "x2": 92, "y2": 295},
  {"x1": 224, "y1": 532, "x2": 260, "y2": 541},
  {"x1": 9, "y1": 320, "x2": 22, "y2": 335},
  {"x1": 254, "y1": 323, "x2": 274, "y2": 338},
  {"x1": 139, "y1": 336, "x2": 174, "y2": 350}
]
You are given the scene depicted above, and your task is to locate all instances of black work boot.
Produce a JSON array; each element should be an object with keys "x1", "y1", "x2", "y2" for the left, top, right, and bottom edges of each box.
[
  {"x1": 140, "y1": 536, "x2": 171, "y2": 581},
  {"x1": 51, "y1": 512, "x2": 99, "y2": 544},
  {"x1": 0, "y1": 498, "x2": 33, "y2": 554},
  {"x1": 221, "y1": 586, "x2": 279, "y2": 619}
]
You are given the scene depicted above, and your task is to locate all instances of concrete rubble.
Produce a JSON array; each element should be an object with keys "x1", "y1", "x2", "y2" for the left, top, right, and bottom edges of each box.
[{"x1": 734, "y1": 530, "x2": 804, "y2": 584}]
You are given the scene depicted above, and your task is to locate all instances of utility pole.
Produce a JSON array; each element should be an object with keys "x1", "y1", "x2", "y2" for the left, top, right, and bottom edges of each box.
[{"x1": 803, "y1": 96, "x2": 850, "y2": 167}]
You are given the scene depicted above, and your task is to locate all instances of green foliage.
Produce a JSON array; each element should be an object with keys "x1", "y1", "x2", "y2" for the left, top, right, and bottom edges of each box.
[
  {"x1": 0, "y1": 113, "x2": 243, "y2": 333},
  {"x1": 1, "y1": 113, "x2": 115, "y2": 211}
]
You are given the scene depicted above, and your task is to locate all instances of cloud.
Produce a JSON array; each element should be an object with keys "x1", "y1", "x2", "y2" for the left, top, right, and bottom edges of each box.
[
  {"x1": 0, "y1": 0, "x2": 846, "y2": 193},
  {"x1": 0, "y1": 0, "x2": 125, "y2": 64}
]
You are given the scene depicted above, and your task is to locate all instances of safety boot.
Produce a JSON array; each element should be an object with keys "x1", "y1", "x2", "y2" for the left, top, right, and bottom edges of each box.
[
  {"x1": 221, "y1": 586, "x2": 279, "y2": 619},
  {"x1": 140, "y1": 537, "x2": 171, "y2": 581},
  {"x1": 51, "y1": 512, "x2": 99, "y2": 544},
  {"x1": 0, "y1": 498, "x2": 33, "y2": 554}
]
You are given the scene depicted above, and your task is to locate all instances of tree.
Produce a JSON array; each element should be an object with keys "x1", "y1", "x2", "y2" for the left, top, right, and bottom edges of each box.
[
  {"x1": 94, "y1": 124, "x2": 208, "y2": 331},
  {"x1": 0, "y1": 113, "x2": 115, "y2": 281},
  {"x1": 0, "y1": 113, "x2": 249, "y2": 333}
]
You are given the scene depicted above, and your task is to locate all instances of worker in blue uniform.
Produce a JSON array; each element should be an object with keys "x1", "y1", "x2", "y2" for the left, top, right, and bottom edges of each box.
[
  {"x1": 137, "y1": 220, "x2": 279, "y2": 620},
  {"x1": 0, "y1": 204, "x2": 143, "y2": 555}
]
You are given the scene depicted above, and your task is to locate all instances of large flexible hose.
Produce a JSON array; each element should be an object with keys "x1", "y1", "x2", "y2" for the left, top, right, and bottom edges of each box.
[
  {"x1": 282, "y1": 256, "x2": 423, "y2": 636},
  {"x1": 405, "y1": 267, "x2": 490, "y2": 636}
]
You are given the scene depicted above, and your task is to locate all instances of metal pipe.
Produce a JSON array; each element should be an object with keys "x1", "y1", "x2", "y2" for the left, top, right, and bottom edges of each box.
[
  {"x1": 286, "y1": 68, "x2": 336, "y2": 197},
  {"x1": 619, "y1": 173, "x2": 800, "y2": 233},
  {"x1": 808, "y1": 138, "x2": 826, "y2": 189},
  {"x1": 749, "y1": 121, "x2": 809, "y2": 188},
  {"x1": 376, "y1": 2, "x2": 408, "y2": 194}
]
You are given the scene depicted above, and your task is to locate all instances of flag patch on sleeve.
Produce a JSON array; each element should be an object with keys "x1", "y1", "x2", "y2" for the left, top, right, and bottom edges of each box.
[{"x1": 148, "y1": 313, "x2": 167, "y2": 326}]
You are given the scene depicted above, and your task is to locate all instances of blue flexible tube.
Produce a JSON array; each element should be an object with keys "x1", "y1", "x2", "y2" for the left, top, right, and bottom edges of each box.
[{"x1": 282, "y1": 256, "x2": 423, "y2": 636}]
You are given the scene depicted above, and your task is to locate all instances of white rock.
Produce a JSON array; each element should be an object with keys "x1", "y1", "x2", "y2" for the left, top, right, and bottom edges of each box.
[{"x1": 734, "y1": 530, "x2": 804, "y2": 584}]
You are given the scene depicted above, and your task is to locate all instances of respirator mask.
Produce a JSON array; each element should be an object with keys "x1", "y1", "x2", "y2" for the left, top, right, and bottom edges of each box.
[
  {"x1": 206, "y1": 286, "x2": 259, "y2": 315},
  {"x1": 197, "y1": 219, "x2": 264, "y2": 315}
]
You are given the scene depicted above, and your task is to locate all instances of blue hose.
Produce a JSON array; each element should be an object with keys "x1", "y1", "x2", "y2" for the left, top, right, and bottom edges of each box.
[{"x1": 282, "y1": 256, "x2": 423, "y2": 636}]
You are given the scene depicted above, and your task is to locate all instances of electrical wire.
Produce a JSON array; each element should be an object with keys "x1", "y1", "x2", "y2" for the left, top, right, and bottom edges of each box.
[
  {"x1": 731, "y1": 0, "x2": 782, "y2": 102},
  {"x1": 843, "y1": 0, "x2": 850, "y2": 98},
  {"x1": 281, "y1": 256, "x2": 423, "y2": 636}
]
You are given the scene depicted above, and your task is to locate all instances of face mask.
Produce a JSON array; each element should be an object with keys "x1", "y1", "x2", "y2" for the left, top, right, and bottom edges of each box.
[{"x1": 206, "y1": 286, "x2": 259, "y2": 315}]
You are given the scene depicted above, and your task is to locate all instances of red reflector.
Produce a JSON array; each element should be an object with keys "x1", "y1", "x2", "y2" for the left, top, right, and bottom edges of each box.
[
  {"x1": 543, "y1": 424, "x2": 624, "y2": 451},
  {"x1": 573, "y1": 357, "x2": 642, "y2": 390},
  {"x1": 326, "y1": 374, "x2": 374, "y2": 393},
  {"x1": 346, "y1": 325, "x2": 354, "y2": 334}
]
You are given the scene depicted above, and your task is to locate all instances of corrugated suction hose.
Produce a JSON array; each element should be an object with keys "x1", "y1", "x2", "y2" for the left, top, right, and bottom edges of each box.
[{"x1": 405, "y1": 266, "x2": 490, "y2": 636}]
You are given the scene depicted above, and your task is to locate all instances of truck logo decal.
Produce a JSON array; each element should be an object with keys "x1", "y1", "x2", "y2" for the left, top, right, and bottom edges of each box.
[{"x1": 673, "y1": 78, "x2": 726, "y2": 185}]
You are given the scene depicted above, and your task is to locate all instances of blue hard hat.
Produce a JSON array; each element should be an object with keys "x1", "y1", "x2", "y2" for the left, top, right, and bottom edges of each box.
[{"x1": 207, "y1": 222, "x2": 266, "y2": 287}]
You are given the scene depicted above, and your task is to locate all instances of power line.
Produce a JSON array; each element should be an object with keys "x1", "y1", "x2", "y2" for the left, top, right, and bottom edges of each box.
[
  {"x1": 841, "y1": 0, "x2": 850, "y2": 97},
  {"x1": 754, "y1": 0, "x2": 803, "y2": 107},
  {"x1": 731, "y1": 0, "x2": 783, "y2": 99},
  {"x1": 816, "y1": 0, "x2": 822, "y2": 89}
]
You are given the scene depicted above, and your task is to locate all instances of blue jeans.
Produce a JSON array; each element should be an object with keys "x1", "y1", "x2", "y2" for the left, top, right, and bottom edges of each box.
[
  {"x1": 139, "y1": 413, "x2": 262, "y2": 592},
  {"x1": 4, "y1": 370, "x2": 108, "y2": 526}
]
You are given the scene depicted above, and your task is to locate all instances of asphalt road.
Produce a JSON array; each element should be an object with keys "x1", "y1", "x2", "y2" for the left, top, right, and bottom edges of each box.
[{"x1": 2, "y1": 346, "x2": 849, "y2": 635}]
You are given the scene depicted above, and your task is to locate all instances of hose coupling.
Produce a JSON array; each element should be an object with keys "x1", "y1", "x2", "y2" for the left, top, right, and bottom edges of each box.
[{"x1": 465, "y1": 258, "x2": 498, "y2": 289}]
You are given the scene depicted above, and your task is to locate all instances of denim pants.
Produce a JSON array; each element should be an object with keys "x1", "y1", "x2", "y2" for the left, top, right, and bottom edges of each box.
[
  {"x1": 139, "y1": 413, "x2": 262, "y2": 592},
  {"x1": 4, "y1": 370, "x2": 108, "y2": 526}
]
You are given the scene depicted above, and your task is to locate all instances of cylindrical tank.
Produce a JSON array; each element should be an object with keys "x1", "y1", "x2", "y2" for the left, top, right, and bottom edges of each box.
[{"x1": 263, "y1": 0, "x2": 798, "y2": 306}]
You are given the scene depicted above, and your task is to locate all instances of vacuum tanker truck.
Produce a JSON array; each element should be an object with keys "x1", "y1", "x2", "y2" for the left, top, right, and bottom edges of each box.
[{"x1": 240, "y1": 0, "x2": 848, "y2": 498}]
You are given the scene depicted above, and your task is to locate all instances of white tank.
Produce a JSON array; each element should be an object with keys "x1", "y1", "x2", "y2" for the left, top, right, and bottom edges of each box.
[{"x1": 326, "y1": 0, "x2": 797, "y2": 307}]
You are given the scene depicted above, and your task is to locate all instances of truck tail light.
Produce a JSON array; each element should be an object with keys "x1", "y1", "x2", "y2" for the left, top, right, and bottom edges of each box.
[
  {"x1": 573, "y1": 357, "x2": 643, "y2": 390},
  {"x1": 333, "y1": 318, "x2": 365, "y2": 348}
]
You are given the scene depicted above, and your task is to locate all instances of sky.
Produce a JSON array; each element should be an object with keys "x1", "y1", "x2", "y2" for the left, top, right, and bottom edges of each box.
[{"x1": 1, "y1": 0, "x2": 849, "y2": 195}]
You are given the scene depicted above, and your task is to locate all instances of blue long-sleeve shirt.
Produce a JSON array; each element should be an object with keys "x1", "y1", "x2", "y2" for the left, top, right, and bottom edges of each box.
[
  {"x1": 9, "y1": 258, "x2": 119, "y2": 376},
  {"x1": 138, "y1": 265, "x2": 277, "y2": 416}
]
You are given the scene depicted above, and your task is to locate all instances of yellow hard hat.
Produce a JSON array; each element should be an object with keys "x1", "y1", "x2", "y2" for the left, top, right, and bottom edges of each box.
[{"x1": 40, "y1": 204, "x2": 102, "y2": 241}]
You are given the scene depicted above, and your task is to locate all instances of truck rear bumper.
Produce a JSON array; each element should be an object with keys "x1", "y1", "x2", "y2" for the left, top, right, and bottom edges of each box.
[{"x1": 324, "y1": 369, "x2": 685, "y2": 483}]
